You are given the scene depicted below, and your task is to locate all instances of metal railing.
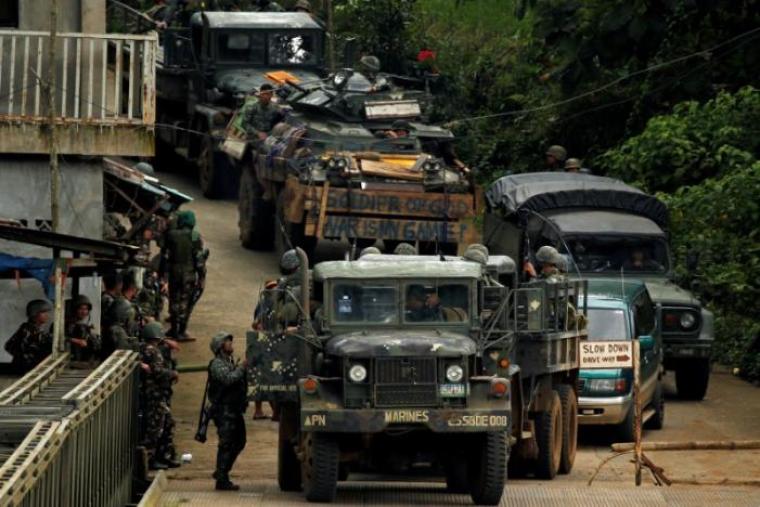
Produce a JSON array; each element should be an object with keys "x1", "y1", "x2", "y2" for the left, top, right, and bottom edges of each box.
[
  {"x1": 0, "y1": 30, "x2": 156, "y2": 125},
  {"x1": 0, "y1": 350, "x2": 139, "y2": 507}
]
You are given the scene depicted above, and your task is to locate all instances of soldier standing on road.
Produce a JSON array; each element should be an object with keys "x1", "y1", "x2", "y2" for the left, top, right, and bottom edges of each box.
[
  {"x1": 4, "y1": 300, "x2": 53, "y2": 374},
  {"x1": 65, "y1": 295, "x2": 101, "y2": 363},
  {"x1": 208, "y1": 333, "x2": 248, "y2": 491},
  {"x1": 140, "y1": 322, "x2": 179, "y2": 470},
  {"x1": 545, "y1": 145, "x2": 567, "y2": 171},
  {"x1": 244, "y1": 83, "x2": 284, "y2": 144},
  {"x1": 162, "y1": 210, "x2": 203, "y2": 341}
]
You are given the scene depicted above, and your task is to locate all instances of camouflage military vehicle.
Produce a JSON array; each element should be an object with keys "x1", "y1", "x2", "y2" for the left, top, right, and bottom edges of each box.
[
  {"x1": 485, "y1": 172, "x2": 713, "y2": 400},
  {"x1": 155, "y1": 12, "x2": 325, "y2": 197},
  {"x1": 247, "y1": 248, "x2": 586, "y2": 504},
  {"x1": 227, "y1": 67, "x2": 482, "y2": 256}
]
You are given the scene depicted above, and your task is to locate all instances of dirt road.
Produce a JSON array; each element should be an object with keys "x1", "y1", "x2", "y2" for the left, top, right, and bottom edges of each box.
[{"x1": 160, "y1": 172, "x2": 760, "y2": 500}]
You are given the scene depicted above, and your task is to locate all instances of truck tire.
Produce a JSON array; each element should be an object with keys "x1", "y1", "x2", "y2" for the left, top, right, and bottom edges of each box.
[
  {"x1": 238, "y1": 169, "x2": 274, "y2": 250},
  {"x1": 645, "y1": 380, "x2": 665, "y2": 430},
  {"x1": 556, "y1": 384, "x2": 578, "y2": 474},
  {"x1": 675, "y1": 358, "x2": 710, "y2": 400},
  {"x1": 617, "y1": 405, "x2": 636, "y2": 443},
  {"x1": 468, "y1": 431, "x2": 507, "y2": 506},
  {"x1": 534, "y1": 391, "x2": 562, "y2": 479},
  {"x1": 277, "y1": 404, "x2": 302, "y2": 492},
  {"x1": 302, "y1": 432, "x2": 339, "y2": 503}
]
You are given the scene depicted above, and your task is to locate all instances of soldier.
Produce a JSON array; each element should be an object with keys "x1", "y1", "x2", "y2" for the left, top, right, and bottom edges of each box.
[
  {"x1": 162, "y1": 210, "x2": 203, "y2": 341},
  {"x1": 293, "y1": 0, "x2": 311, "y2": 13},
  {"x1": 137, "y1": 257, "x2": 164, "y2": 322},
  {"x1": 357, "y1": 55, "x2": 391, "y2": 92},
  {"x1": 65, "y1": 295, "x2": 101, "y2": 363},
  {"x1": 4, "y1": 300, "x2": 53, "y2": 373},
  {"x1": 140, "y1": 322, "x2": 179, "y2": 470},
  {"x1": 535, "y1": 245, "x2": 566, "y2": 282},
  {"x1": 393, "y1": 242, "x2": 417, "y2": 255},
  {"x1": 564, "y1": 157, "x2": 582, "y2": 173},
  {"x1": 106, "y1": 297, "x2": 140, "y2": 353},
  {"x1": 545, "y1": 145, "x2": 567, "y2": 171},
  {"x1": 243, "y1": 84, "x2": 284, "y2": 144},
  {"x1": 253, "y1": 0, "x2": 284, "y2": 11},
  {"x1": 208, "y1": 333, "x2": 248, "y2": 491},
  {"x1": 359, "y1": 246, "x2": 381, "y2": 258}
]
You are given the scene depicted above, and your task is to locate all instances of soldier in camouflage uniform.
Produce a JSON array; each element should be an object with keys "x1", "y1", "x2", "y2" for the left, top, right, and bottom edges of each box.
[
  {"x1": 545, "y1": 145, "x2": 567, "y2": 171},
  {"x1": 536, "y1": 245, "x2": 567, "y2": 283},
  {"x1": 4, "y1": 300, "x2": 54, "y2": 374},
  {"x1": 208, "y1": 333, "x2": 248, "y2": 491},
  {"x1": 65, "y1": 295, "x2": 102, "y2": 363},
  {"x1": 162, "y1": 210, "x2": 204, "y2": 341},
  {"x1": 140, "y1": 322, "x2": 178, "y2": 470},
  {"x1": 243, "y1": 83, "x2": 284, "y2": 143},
  {"x1": 137, "y1": 258, "x2": 164, "y2": 322},
  {"x1": 106, "y1": 295, "x2": 140, "y2": 353}
]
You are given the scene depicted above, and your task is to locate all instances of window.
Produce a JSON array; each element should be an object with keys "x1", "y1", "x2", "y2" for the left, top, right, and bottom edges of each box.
[
  {"x1": 586, "y1": 309, "x2": 629, "y2": 341},
  {"x1": 0, "y1": 1, "x2": 18, "y2": 28},
  {"x1": 633, "y1": 292, "x2": 656, "y2": 337},
  {"x1": 565, "y1": 237, "x2": 669, "y2": 274},
  {"x1": 332, "y1": 283, "x2": 398, "y2": 324},
  {"x1": 217, "y1": 32, "x2": 265, "y2": 64},
  {"x1": 404, "y1": 283, "x2": 469, "y2": 323},
  {"x1": 268, "y1": 32, "x2": 317, "y2": 65}
]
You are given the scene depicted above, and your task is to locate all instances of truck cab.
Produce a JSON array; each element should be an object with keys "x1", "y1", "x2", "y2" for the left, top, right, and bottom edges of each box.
[{"x1": 155, "y1": 12, "x2": 325, "y2": 197}]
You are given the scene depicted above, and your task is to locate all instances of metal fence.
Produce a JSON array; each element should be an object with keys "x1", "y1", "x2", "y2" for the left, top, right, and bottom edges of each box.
[{"x1": 0, "y1": 350, "x2": 139, "y2": 507}]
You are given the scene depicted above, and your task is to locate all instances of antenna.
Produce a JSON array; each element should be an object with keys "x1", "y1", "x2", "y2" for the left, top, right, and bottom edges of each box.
[{"x1": 620, "y1": 265, "x2": 625, "y2": 300}]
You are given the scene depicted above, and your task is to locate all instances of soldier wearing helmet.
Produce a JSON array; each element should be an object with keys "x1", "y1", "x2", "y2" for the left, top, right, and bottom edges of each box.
[
  {"x1": 65, "y1": 294, "x2": 101, "y2": 363},
  {"x1": 207, "y1": 333, "x2": 248, "y2": 490},
  {"x1": 545, "y1": 145, "x2": 567, "y2": 171},
  {"x1": 106, "y1": 297, "x2": 140, "y2": 353},
  {"x1": 244, "y1": 83, "x2": 285, "y2": 143},
  {"x1": 4, "y1": 299, "x2": 53, "y2": 373},
  {"x1": 253, "y1": 0, "x2": 284, "y2": 11},
  {"x1": 535, "y1": 245, "x2": 567, "y2": 282},
  {"x1": 359, "y1": 246, "x2": 381, "y2": 258},
  {"x1": 293, "y1": 0, "x2": 312, "y2": 13},
  {"x1": 357, "y1": 55, "x2": 391, "y2": 92},
  {"x1": 393, "y1": 242, "x2": 417, "y2": 256}
]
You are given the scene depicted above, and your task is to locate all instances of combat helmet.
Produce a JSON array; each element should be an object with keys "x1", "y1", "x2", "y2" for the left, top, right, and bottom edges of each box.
[
  {"x1": 70, "y1": 294, "x2": 93, "y2": 311},
  {"x1": 393, "y1": 242, "x2": 416, "y2": 255},
  {"x1": 564, "y1": 158, "x2": 582, "y2": 171},
  {"x1": 134, "y1": 162, "x2": 155, "y2": 175},
  {"x1": 359, "y1": 246, "x2": 381, "y2": 258},
  {"x1": 26, "y1": 299, "x2": 53, "y2": 319},
  {"x1": 463, "y1": 244, "x2": 489, "y2": 265},
  {"x1": 294, "y1": 0, "x2": 311, "y2": 11},
  {"x1": 210, "y1": 332, "x2": 233, "y2": 355},
  {"x1": 280, "y1": 249, "x2": 300, "y2": 273},
  {"x1": 176, "y1": 210, "x2": 196, "y2": 229},
  {"x1": 141, "y1": 322, "x2": 165, "y2": 342},
  {"x1": 108, "y1": 298, "x2": 136, "y2": 327},
  {"x1": 545, "y1": 145, "x2": 567, "y2": 162},
  {"x1": 536, "y1": 245, "x2": 566, "y2": 269},
  {"x1": 359, "y1": 55, "x2": 381, "y2": 74}
]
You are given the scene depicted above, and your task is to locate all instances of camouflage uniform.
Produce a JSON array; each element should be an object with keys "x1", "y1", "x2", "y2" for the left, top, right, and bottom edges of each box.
[
  {"x1": 208, "y1": 334, "x2": 247, "y2": 488},
  {"x1": 243, "y1": 99, "x2": 284, "y2": 139},
  {"x1": 140, "y1": 324, "x2": 175, "y2": 466},
  {"x1": 137, "y1": 269, "x2": 163, "y2": 321},
  {"x1": 5, "y1": 315, "x2": 53, "y2": 373},
  {"x1": 65, "y1": 295, "x2": 102, "y2": 363},
  {"x1": 106, "y1": 297, "x2": 140, "y2": 353}
]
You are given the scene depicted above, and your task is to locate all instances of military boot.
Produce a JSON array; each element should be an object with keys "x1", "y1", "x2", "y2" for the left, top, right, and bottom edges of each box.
[{"x1": 215, "y1": 480, "x2": 240, "y2": 491}]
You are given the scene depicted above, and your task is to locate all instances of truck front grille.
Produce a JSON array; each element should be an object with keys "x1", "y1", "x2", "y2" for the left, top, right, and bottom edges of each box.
[
  {"x1": 375, "y1": 358, "x2": 437, "y2": 384},
  {"x1": 375, "y1": 384, "x2": 438, "y2": 407}
]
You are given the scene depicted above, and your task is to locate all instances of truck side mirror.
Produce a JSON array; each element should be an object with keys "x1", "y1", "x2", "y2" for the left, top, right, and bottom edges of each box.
[{"x1": 639, "y1": 335, "x2": 655, "y2": 351}]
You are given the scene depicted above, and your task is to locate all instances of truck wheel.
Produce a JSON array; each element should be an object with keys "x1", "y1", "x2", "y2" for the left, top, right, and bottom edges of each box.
[
  {"x1": 198, "y1": 135, "x2": 225, "y2": 199},
  {"x1": 645, "y1": 380, "x2": 665, "y2": 430},
  {"x1": 675, "y1": 358, "x2": 710, "y2": 400},
  {"x1": 238, "y1": 169, "x2": 274, "y2": 250},
  {"x1": 468, "y1": 431, "x2": 507, "y2": 506},
  {"x1": 617, "y1": 405, "x2": 636, "y2": 443},
  {"x1": 444, "y1": 460, "x2": 469, "y2": 494},
  {"x1": 556, "y1": 384, "x2": 578, "y2": 474},
  {"x1": 534, "y1": 391, "x2": 562, "y2": 479},
  {"x1": 302, "y1": 432, "x2": 339, "y2": 503},
  {"x1": 278, "y1": 404, "x2": 302, "y2": 492}
]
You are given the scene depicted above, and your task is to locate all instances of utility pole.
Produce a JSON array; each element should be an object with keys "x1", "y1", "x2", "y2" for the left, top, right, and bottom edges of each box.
[{"x1": 47, "y1": 0, "x2": 60, "y2": 233}]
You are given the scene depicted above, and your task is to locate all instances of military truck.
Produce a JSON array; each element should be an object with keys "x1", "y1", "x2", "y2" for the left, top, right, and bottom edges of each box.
[
  {"x1": 484, "y1": 172, "x2": 713, "y2": 400},
  {"x1": 247, "y1": 248, "x2": 586, "y2": 504},
  {"x1": 228, "y1": 68, "x2": 482, "y2": 256},
  {"x1": 154, "y1": 12, "x2": 325, "y2": 197}
]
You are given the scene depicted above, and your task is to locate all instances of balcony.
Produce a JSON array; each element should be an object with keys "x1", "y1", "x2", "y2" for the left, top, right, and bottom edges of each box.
[{"x1": 0, "y1": 30, "x2": 157, "y2": 157}]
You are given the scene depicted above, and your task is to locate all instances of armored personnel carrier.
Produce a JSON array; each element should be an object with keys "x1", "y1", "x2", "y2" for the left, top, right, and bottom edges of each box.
[
  {"x1": 246, "y1": 248, "x2": 587, "y2": 504},
  {"x1": 228, "y1": 69, "x2": 482, "y2": 255}
]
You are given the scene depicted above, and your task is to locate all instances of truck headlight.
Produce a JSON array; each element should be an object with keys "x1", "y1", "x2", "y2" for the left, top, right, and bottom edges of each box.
[
  {"x1": 680, "y1": 312, "x2": 697, "y2": 330},
  {"x1": 348, "y1": 364, "x2": 367, "y2": 383},
  {"x1": 446, "y1": 364, "x2": 464, "y2": 383}
]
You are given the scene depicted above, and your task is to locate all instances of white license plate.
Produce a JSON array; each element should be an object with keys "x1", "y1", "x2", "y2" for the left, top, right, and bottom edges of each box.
[{"x1": 439, "y1": 384, "x2": 466, "y2": 397}]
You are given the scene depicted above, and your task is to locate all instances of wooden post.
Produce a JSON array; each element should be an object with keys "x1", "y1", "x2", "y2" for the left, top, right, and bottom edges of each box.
[
  {"x1": 633, "y1": 338, "x2": 642, "y2": 486},
  {"x1": 52, "y1": 262, "x2": 65, "y2": 355},
  {"x1": 47, "y1": 0, "x2": 60, "y2": 232}
]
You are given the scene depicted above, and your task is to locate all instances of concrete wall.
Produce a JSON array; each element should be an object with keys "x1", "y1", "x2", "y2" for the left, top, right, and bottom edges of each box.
[{"x1": 0, "y1": 156, "x2": 103, "y2": 363}]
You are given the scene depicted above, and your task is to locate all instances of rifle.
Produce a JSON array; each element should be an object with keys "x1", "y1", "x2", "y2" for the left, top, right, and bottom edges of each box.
[{"x1": 194, "y1": 363, "x2": 213, "y2": 443}]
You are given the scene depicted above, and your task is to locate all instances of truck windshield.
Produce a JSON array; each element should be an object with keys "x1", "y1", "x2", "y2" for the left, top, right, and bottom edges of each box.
[
  {"x1": 404, "y1": 283, "x2": 469, "y2": 324},
  {"x1": 586, "y1": 308, "x2": 628, "y2": 341},
  {"x1": 217, "y1": 32, "x2": 265, "y2": 64},
  {"x1": 332, "y1": 283, "x2": 398, "y2": 324},
  {"x1": 268, "y1": 32, "x2": 318, "y2": 65},
  {"x1": 566, "y1": 237, "x2": 669, "y2": 274}
]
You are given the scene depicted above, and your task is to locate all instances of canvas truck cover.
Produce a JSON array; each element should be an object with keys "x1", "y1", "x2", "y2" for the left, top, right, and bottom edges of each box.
[{"x1": 485, "y1": 172, "x2": 669, "y2": 230}]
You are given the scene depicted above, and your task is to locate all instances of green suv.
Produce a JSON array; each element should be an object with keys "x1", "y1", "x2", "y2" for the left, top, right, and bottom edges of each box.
[{"x1": 578, "y1": 280, "x2": 665, "y2": 441}]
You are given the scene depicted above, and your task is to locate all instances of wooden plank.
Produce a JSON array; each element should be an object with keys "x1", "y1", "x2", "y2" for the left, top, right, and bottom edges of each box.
[
  {"x1": 61, "y1": 38, "x2": 68, "y2": 116},
  {"x1": 316, "y1": 181, "x2": 330, "y2": 239},
  {"x1": 0, "y1": 30, "x2": 157, "y2": 41},
  {"x1": 305, "y1": 215, "x2": 479, "y2": 245},
  {"x1": 34, "y1": 36, "x2": 42, "y2": 116},
  {"x1": 308, "y1": 186, "x2": 477, "y2": 219},
  {"x1": 8, "y1": 36, "x2": 15, "y2": 114},
  {"x1": 20, "y1": 36, "x2": 29, "y2": 115},
  {"x1": 127, "y1": 40, "x2": 135, "y2": 118},
  {"x1": 114, "y1": 40, "x2": 122, "y2": 118},
  {"x1": 87, "y1": 38, "x2": 94, "y2": 118},
  {"x1": 141, "y1": 36, "x2": 156, "y2": 124},
  {"x1": 360, "y1": 159, "x2": 423, "y2": 181},
  {"x1": 74, "y1": 38, "x2": 81, "y2": 118},
  {"x1": 101, "y1": 39, "x2": 107, "y2": 118}
]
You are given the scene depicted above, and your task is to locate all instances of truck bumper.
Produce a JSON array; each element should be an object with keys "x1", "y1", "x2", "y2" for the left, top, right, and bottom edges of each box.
[
  {"x1": 663, "y1": 341, "x2": 712, "y2": 360},
  {"x1": 578, "y1": 394, "x2": 632, "y2": 425},
  {"x1": 300, "y1": 406, "x2": 511, "y2": 433}
]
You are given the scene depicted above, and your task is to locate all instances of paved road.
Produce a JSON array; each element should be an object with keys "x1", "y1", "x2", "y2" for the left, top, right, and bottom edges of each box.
[{"x1": 159, "y1": 171, "x2": 760, "y2": 505}]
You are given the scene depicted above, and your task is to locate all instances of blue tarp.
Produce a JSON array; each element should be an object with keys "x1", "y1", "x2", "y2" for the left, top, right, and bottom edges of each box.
[{"x1": 0, "y1": 253, "x2": 55, "y2": 298}]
